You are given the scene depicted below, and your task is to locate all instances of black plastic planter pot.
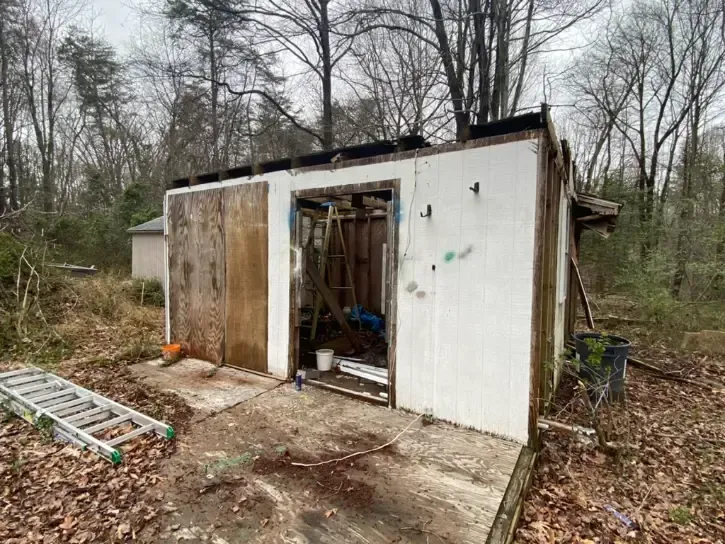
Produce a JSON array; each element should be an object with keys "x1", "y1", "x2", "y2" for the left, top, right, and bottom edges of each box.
[{"x1": 572, "y1": 332, "x2": 631, "y2": 403}]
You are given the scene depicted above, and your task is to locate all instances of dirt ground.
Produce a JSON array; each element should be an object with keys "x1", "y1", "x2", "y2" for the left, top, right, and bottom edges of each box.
[
  {"x1": 139, "y1": 384, "x2": 520, "y2": 544},
  {"x1": 516, "y1": 340, "x2": 725, "y2": 543}
]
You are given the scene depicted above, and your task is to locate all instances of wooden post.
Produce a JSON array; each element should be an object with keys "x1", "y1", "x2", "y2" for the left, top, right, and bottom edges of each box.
[
  {"x1": 572, "y1": 257, "x2": 594, "y2": 329},
  {"x1": 310, "y1": 206, "x2": 334, "y2": 340},
  {"x1": 305, "y1": 254, "x2": 363, "y2": 353},
  {"x1": 333, "y1": 207, "x2": 359, "y2": 316}
]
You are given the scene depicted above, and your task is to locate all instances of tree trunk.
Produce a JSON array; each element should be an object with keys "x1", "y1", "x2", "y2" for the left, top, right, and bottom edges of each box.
[
  {"x1": 490, "y1": 0, "x2": 509, "y2": 120},
  {"x1": 429, "y1": 0, "x2": 469, "y2": 138},
  {"x1": 717, "y1": 145, "x2": 725, "y2": 259},
  {"x1": 510, "y1": 0, "x2": 534, "y2": 115},
  {"x1": 471, "y1": 0, "x2": 490, "y2": 123},
  {"x1": 209, "y1": 27, "x2": 219, "y2": 168},
  {"x1": 0, "y1": 15, "x2": 17, "y2": 212},
  {"x1": 45, "y1": 38, "x2": 55, "y2": 213},
  {"x1": 672, "y1": 106, "x2": 701, "y2": 299},
  {"x1": 671, "y1": 138, "x2": 692, "y2": 298},
  {"x1": 635, "y1": 81, "x2": 649, "y2": 258},
  {"x1": 320, "y1": 0, "x2": 333, "y2": 150}
]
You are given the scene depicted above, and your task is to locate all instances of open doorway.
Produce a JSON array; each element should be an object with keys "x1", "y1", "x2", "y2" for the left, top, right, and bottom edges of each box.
[{"x1": 290, "y1": 181, "x2": 398, "y2": 406}]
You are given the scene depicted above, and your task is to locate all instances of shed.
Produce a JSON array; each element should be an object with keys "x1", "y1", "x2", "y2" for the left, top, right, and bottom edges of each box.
[
  {"x1": 162, "y1": 106, "x2": 618, "y2": 447},
  {"x1": 127, "y1": 216, "x2": 165, "y2": 288}
]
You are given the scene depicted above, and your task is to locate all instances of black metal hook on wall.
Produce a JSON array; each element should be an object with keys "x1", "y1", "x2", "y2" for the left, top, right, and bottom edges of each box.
[
  {"x1": 420, "y1": 204, "x2": 432, "y2": 218},
  {"x1": 469, "y1": 182, "x2": 480, "y2": 194}
]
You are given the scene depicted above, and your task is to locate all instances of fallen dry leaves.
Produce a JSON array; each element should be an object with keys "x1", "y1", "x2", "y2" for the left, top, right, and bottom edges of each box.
[
  {"x1": 0, "y1": 360, "x2": 192, "y2": 543},
  {"x1": 517, "y1": 340, "x2": 725, "y2": 544}
]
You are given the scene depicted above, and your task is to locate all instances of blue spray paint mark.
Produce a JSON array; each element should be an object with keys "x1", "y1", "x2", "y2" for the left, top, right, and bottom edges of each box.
[
  {"x1": 394, "y1": 198, "x2": 402, "y2": 224},
  {"x1": 288, "y1": 208, "x2": 296, "y2": 229}
]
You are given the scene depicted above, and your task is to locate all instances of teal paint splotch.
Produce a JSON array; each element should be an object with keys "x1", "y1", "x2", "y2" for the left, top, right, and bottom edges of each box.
[{"x1": 444, "y1": 251, "x2": 456, "y2": 263}]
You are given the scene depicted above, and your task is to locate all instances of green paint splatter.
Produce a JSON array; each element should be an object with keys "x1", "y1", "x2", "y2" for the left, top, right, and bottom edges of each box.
[{"x1": 444, "y1": 251, "x2": 456, "y2": 262}]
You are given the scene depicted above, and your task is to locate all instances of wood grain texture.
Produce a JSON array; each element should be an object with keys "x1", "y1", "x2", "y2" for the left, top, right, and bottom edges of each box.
[
  {"x1": 167, "y1": 193, "x2": 190, "y2": 354},
  {"x1": 386, "y1": 197, "x2": 399, "y2": 408},
  {"x1": 486, "y1": 446, "x2": 537, "y2": 544},
  {"x1": 168, "y1": 190, "x2": 226, "y2": 364},
  {"x1": 528, "y1": 135, "x2": 549, "y2": 447},
  {"x1": 163, "y1": 384, "x2": 521, "y2": 543},
  {"x1": 223, "y1": 182, "x2": 269, "y2": 373},
  {"x1": 541, "y1": 162, "x2": 562, "y2": 412}
]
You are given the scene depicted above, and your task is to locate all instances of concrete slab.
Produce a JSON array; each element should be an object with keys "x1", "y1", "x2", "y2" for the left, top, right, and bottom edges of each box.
[{"x1": 130, "y1": 358, "x2": 281, "y2": 415}]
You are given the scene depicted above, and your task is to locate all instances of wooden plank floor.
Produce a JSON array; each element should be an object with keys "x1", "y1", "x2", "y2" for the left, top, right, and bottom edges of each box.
[{"x1": 149, "y1": 384, "x2": 521, "y2": 543}]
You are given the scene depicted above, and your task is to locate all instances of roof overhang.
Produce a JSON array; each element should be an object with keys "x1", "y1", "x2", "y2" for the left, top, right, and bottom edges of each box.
[
  {"x1": 127, "y1": 216, "x2": 164, "y2": 234},
  {"x1": 573, "y1": 193, "x2": 623, "y2": 239}
]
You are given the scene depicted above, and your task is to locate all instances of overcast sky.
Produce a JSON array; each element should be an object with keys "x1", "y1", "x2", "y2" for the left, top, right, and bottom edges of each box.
[{"x1": 89, "y1": 0, "x2": 136, "y2": 50}]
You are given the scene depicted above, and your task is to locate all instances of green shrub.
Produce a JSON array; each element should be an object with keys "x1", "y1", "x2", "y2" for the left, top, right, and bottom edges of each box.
[
  {"x1": 0, "y1": 232, "x2": 23, "y2": 284},
  {"x1": 130, "y1": 278, "x2": 165, "y2": 307}
]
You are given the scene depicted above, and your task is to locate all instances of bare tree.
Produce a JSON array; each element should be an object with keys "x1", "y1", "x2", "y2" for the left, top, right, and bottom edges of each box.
[
  {"x1": 243, "y1": 0, "x2": 361, "y2": 150},
  {"x1": 17, "y1": 0, "x2": 82, "y2": 212},
  {"x1": 358, "y1": 0, "x2": 603, "y2": 138},
  {"x1": 343, "y1": 2, "x2": 447, "y2": 141},
  {"x1": 671, "y1": 0, "x2": 725, "y2": 296},
  {"x1": 0, "y1": 0, "x2": 21, "y2": 212}
]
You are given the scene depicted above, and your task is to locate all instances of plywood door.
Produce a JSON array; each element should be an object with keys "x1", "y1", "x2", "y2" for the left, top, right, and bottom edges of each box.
[
  {"x1": 167, "y1": 189, "x2": 225, "y2": 364},
  {"x1": 223, "y1": 183, "x2": 269, "y2": 373}
]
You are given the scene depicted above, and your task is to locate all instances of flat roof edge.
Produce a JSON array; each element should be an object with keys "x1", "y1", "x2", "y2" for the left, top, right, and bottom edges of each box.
[{"x1": 167, "y1": 110, "x2": 549, "y2": 192}]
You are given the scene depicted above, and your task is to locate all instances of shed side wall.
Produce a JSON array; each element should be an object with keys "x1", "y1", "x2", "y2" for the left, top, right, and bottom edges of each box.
[
  {"x1": 166, "y1": 138, "x2": 539, "y2": 443},
  {"x1": 131, "y1": 233, "x2": 166, "y2": 288}
]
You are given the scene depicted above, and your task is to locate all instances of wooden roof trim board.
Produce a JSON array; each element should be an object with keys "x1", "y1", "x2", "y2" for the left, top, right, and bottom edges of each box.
[
  {"x1": 575, "y1": 193, "x2": 623, "y2": 216},
  {"x1": 574, "y1": 193, "x2": 623, "y2": 239},
  {"x1": 166, "y1": 108, "x2": 560, "y2": 193}
]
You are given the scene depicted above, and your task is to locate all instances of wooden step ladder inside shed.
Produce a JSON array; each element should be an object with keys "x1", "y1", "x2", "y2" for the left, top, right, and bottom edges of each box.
[{"x1": 305, "y1": 204, "x2": 359, "y2": 340}]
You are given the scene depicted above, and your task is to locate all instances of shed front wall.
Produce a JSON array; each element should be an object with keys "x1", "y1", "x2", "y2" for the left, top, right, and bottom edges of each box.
[
  {"x1": 166, "y1": 138, "x2": 539, "y2": 443},
  {"x1": 131, "y1": 233, "x2": 166, "y2": 288}
]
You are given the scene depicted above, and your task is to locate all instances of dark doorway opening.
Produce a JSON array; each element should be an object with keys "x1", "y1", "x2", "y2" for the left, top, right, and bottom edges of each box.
[{"x1": 290, "y1": 181, "x2": 399, "y2": 406}]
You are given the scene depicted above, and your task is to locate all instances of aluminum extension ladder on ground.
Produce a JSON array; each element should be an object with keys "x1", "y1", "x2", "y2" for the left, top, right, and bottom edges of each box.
[{"x1": 0, "y1": 367, "x2": 174, "y2": 463}]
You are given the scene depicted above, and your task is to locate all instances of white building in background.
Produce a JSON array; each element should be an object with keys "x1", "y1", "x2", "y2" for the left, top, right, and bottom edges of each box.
[{"x1": 127, "y1": 216, "x2": 165, "y2": 289}]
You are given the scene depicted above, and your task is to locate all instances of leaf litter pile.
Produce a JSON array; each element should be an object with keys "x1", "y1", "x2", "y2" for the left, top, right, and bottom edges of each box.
[
  {"x1": 517, "y1": 342, "x2": 725, "y2": 543},
  {"x1": 0, "y1": 275, "x2": 193, "y2": 543}
]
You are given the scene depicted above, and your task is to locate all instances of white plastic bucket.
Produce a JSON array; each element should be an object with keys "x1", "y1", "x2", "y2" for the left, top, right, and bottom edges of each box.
[{"x1": 315, "y1": 349, "x2": 334, "y2": 371}]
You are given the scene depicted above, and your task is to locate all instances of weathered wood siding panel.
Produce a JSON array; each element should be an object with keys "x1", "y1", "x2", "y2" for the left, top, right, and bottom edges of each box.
[
  {"x1": 223, "y1": 183, "x2": 269, "y2": 373},
  {"x1": 131, "y1": 233, "x2": 165, "y2": 288},
  {"x1": 167, "y1": 137, "x2": 540, "y2": 443},
  {"x1": 167, "y1": 190, "x2": 225, "y2": 363},
  {"x1": 327, "y1": 216, "x2": 387, "y2": 313},
  {"x1": 553, "y1": 187, "x2": 571, "y2": 388},
  {"x1": 167, "y1": 194, "x2": 190, "y2": 353}
]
